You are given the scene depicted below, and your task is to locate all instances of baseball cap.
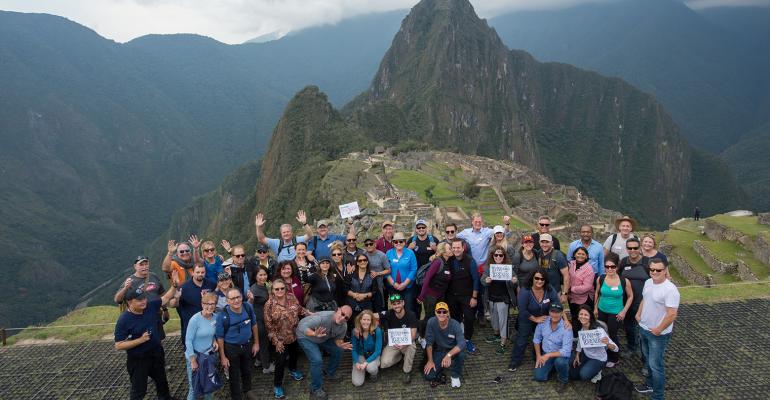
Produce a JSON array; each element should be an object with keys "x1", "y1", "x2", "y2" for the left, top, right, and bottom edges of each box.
[
  {"x1": 318, "y1": 256, "x2": 332, "y2": 264},
  {"x1": 125, "y1": 288, "x2": 147, "y2": 302},
  {"x1": 257, "y1": 243, "x2": 270, "y2": 252},
  {"x1": 415, "y1": 219, "x2": 427, "y2": 227},
  {"x1": 493, "y1": 225, "x2": 505, "y2": 234},
  {"x1": 133, "y1": 256, "x2": 149, "y2": 264},
  {"x1": 549, "y1": 303, "x2": 564, "y2": 312},
  {"x1": 522, "y1": 235, "x2": 534, "y2": 243},
  {"x1": 316, "y1": 220, "x2": 328, "y2": 228},
  {"x1": 435, "y1": 302, "x2": 449, "y2": 312},
  {"x1": 217, "y1": 272, "x2": 232, "y2": 281},
  {"x1": 539, "y1": 233, "x2": 553, "y2": 242},
  {"x1": 381, "y1": 220, "x2": 394, "y2": 229}
]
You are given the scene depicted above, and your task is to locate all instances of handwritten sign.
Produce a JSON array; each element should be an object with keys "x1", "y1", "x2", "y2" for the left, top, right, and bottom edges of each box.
[
  {"x1": 339, "y1": 201, "x2": 361, "y2": 219},
  {"x1": 578, "y1": 329, "x2": 605, "y2": 348},
  {"x1": 387, "y1": 328, "x2": 412, "y2": 346},
  {"x1": 489, "y1": 264, "x2": 513, "y2": 281}
]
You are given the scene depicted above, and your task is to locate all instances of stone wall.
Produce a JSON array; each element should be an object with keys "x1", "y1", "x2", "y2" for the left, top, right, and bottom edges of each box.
[
  {"x1": 692, "y1": 240, "x2": 737, "y2": 274},
  {"x1": 758, "y1": 213, "x2": 770, "y2": 226},
  {"x1": 751, "y1": 236, "x2": 770, "y2": 266},
  {"x1": 737, "y1": 260, "x2": 759, "y2": 282},
  {"x1": 703, "y1": 219, "x2": 744, "y2": 242},
  {"x1": 661, "y1": 241, "x2": 714, "y2": 286}
]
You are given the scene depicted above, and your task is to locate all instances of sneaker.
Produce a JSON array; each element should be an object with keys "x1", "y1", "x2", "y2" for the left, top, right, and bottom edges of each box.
[
  {"x1": 402, "y1": 372, "x2": 412, "y2": 384},
  {"x1": 310, "y1": 388, "x2": 328, "y2": 400},
  {"x1": 419, "y1": 338, "x2": 427, "y2": 349},
  {"x1": 466, "y1": 340, "x2": 477, "y2": 355},
  {"x1": 507, "y1": 364, "x2": 518, "y2": 372},
  {"x1": 495, "y1": 344, "x2": 507, "y2": 355},
  {"x1": 591, "y1": 370, "x2": 602, "y2": 384},
  {"x1": 555, "y1": 382, "x2": 568, "y2": 393},
  {"x1": 429, "y1": 374, "x2": 446, "y2": 388},
  {"x1": 263, "y1": 362, "x2": 275, "y2": 374},
  {"x1": 605, "y1": 361, "x2": 616, "y2": 368},
  {"x1": 289, "y1": 370, "x2": 304, "y2": 381},
  {"x1": 274, "y1": 386, "x2": 286, "y2": 399},
  {"x1": 451, "y1": 377, "x2": 461, "y2": 388},
  {"x1": 324, "y1": 371, "x2": 342, "y2": 383},
  {"x1": 484, "y1": 334, "x2": 501, "y2": 343},
  {"x1": 635, "y1": 384, "x2": 653, "y2": 394}
]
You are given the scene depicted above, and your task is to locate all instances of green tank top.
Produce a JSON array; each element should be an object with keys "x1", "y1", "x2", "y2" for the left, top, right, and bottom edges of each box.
[{"x1": 598, "y1": 277, "x2": 624, "y2": 314}]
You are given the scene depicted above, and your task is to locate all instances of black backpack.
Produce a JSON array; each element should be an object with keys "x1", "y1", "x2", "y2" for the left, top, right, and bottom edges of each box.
[
  {"x1": 415, "y1": 261, "x2": 433, "y2": 286},
  {"x1": 596, "y1": 371, "x2": 634, "y2": 400}
]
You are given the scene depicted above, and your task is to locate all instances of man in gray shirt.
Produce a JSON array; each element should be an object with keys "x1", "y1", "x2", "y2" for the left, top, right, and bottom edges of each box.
[
  {"x1": 363, "y1": 237, "x2": 391, "y2": 312},
  {"x1": 296, "y1": 306, "x2": 353, "y2": 400},
  {"x1": 423, "y1": 302, "x2": 466, "y2": 388}
]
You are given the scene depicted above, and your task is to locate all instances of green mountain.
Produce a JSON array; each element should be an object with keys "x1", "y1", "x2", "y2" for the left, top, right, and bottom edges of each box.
[{"x1": 723, "y1": 122, "x2": 770, "y2": 212}]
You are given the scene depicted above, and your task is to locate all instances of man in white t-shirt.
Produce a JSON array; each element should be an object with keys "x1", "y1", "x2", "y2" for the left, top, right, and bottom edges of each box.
[
  {"x1": 604, "y1": 216, "x2": 636, "y2": 259},
  {"x1": 634, "y1": 258, "x2": 679, "y2": 400}
]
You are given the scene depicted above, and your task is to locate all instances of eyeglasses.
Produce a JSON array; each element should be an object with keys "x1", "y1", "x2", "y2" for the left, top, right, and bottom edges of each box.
[
  {"x1": 539, "y1": 223, "x2": 550, "y2": 227},
  {"x1": 341, "y1": 313, "x2": 351, "y2": 321},
  {"x1": 273, "y1": 287, "x2": 286, "y2": 291},
  {"x1": 393, "y1": 240, "x2": 405, "y2": 244},
  {"x1": 533, "y1": 276, "x2": 545, "y2": 281},
  {"x1": 364, "y1": 242, "x2": 374, "y2": 246},
  {"x1": 627, "y1": 246, "x2": 640, "y2": 250},
  {"x1": 347, "y1": 238, "x2": 357, "y2": 242},
  {"x1": 332, "y1": 253, "x2": 342, "y2": 256},
  {"x1": 257, "y1": 250, "x2": 267, "y2": 254},
  {"x1": 649, "y1": 268, "x2": 665, "y2": 273},
  {"x1": 233, "y1": 254, "x2": 245, "y2": 258},
  {"x1": 435, "y1": 310, "x2": 448, "y2": 314},
  {"x1": 605, "y1": 264, "x2": 617, "y2": 269},
  {"x1": 356, "y1": 259, "x2": 368, "y2": 263},
  {"x1": 493, "y1": 253, "x2": 505, "y2": 257},
  {"x1": 445, "y1": 230, "x2": 455, "y2": 234},
  {"x1": 178, "y1": 249, "x2": 191, "y2": 254},
  {"x1": 227, "y1": 296, "x2": 242, "y2": 301},
  {"x1": 203, "y1": 248, "x2": 216, "y2": 253},
  {"x1": 202, "y1": 302, "x2": 216, "y2": 306}
]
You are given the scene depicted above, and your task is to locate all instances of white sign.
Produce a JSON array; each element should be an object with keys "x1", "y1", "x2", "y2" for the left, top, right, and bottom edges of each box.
[
  {"x1": 387, "y1": 328, "x2": 412, "y2": 346},
  {"x1": 339, "y1": 201, "x2": 361, "y2": 219},
  {"x1": 578, "y1": 329, "x2": 605, "y2": 348},
  {"x1": 489, "y1": 264, "x2": 513, "y2": 281}
]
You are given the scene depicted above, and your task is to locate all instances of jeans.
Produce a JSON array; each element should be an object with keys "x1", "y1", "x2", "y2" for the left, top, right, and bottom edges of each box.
[
  {"x1": 624, "y1": 304, "x2": 640, "y2": 352},
  {"x1": 509, "y1": 316, "x2": 537, "y2": 367},
  {"x1": 597, "y1": 309, "x2": 621, "y2": 363},
  {"x1": 256, "y1": 319, "x2": 271, "y2": 368},
  {"x1": 424, "y1": 348, "x2": 466, "y2": 380},
  {"x1": 568, "y1": 352, "x2": 606, "y2": 381},
  {"x1": 126, "y1": 347, "x2": 171, "y2": 400},
  {"x1": 297, "y1": 338, "x2": 342, "y2": 391},
  {"x1": 186, "y1": 358, "x2": 214, "y2": 400},
  {"x1": 274, "y1": 341, "x2": 299, "y2": 387},
  {"x1": 223, "y1": 343, "x2": 253, "y2": 400},
  {"x1": 640, "y1": 328, "x2": 672, "y2": 400},
  {"x1": 533, "y1": 356, "x2": 570, "y2": 383},
  {"x1": 447, "y1": 295, "x2": 475, "y2": 340}
]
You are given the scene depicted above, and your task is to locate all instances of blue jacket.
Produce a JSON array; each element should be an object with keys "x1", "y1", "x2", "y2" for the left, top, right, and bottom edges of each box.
[{"x1": 386, "y1": 248, "x2": 418, "y2": 288}]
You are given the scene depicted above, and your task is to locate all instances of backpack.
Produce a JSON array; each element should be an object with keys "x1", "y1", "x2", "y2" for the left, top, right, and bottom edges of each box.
[
  {"x1": 596, "y1": 371, "x2": 634, "y2": 400},
  {"x1": 192, "y1": 351, "x2": 224, "y2": 395},
  {"x1": 277, "y1": 237, "x2": 298, "y2": 258},
  {"x1": 415, "y1": 261, "x2": 434, "y2": 286},
  {"x1": 608, "y1": 233, "x2": 636, "y2": 253},
  {"x1": 410, "y1": 234, "x2": 436, "y2": 248},
  {"x1": 221, "y1": 303, "x2": 256, "y2": 337}
]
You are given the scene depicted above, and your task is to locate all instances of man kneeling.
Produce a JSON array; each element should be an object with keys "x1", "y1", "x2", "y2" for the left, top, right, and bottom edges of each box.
[
  {"x1": 533, "y1": 303, "x2": 573, "y2": 393},
  {"x1": 379, "y1": 293, "x2": 418, "y2": 383},
  {"x1": 423, "y1": 302, "x2": 466, "y2": 388}
]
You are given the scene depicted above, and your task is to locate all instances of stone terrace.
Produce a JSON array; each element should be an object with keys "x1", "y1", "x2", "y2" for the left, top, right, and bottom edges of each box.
[{"x1": 2, "y1": 299, "x2": 769, "y2": 399}]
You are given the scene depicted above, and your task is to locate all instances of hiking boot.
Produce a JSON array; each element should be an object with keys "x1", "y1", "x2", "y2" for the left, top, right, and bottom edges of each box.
[
  {"x1": 591, "y1": 370, "x2": 602, "y2": 384},
  {"x1": 402, "y1": 372, "x2": 412, "y2": 384},
  {"x1": 324, "y1": 371, "x2": 343, "y2": 383},
  {"x1": 635, "y1": 384, "x2": 653, "y2": 394},
  {"x1": 507, "y1": 364, "x2": 519, "y2": 372},
  {"x1": 429, "y1": 374, "x2": 446, "y2": 388},
  {"x1": 310, "y1": 388, "x2": 328, "y2": 400},
  {"x1": 484, "y1": 334, "x2": 501, "y2": 343},
  {"x1": 263, "y1": 362, "x2": 275, "y2": 374},
  {"x1": 274, "y1": 386, "x2": 286, "y2": 399},
  {"x1": 450, "y1": 377, "x2": 461, "y2": 388},
  {"x1": 477, "y1": 316, "x2": 486, "y2": 327},
  {"x1": 466, "y1": 340, "x2": 478, "y2": 355},
  {"x1": 289, "y1": 370, "x2": 304, "y2": 381}
]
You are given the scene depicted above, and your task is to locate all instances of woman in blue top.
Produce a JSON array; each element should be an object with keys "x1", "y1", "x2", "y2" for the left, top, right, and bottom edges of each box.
[
  {"x1": 185, "y1": 292, "x2": 220, "y2": 400},
  {"x1": 386, "y1": 232, "x2": 418, "y2": 314},
  {"x1": 201, "y1": 240, "x2": 225, "y2": 283},
  {"x1": 351, "y1": 310, "x2": 383, "y2": 386},
  {"x1": 508, "y1": 268, "x2": 562, "y2": 371}
]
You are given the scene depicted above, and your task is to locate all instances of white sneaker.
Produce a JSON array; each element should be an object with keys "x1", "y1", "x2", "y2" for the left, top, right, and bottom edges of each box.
[
  {"x1": 451, "y1": 377, "x2": 461, "y2": 388},
  {"x1": 419, "y1": 338, "x2": 427, "y2": 349},
  {"x1": 262, "y1": 362, "x2": 275, "y2": 374},
  {"x1": 591, "y1": 370, "x2": 602, "y2": 384}
]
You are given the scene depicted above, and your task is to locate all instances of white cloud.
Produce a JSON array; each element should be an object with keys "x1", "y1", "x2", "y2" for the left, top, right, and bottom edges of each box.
[
  {"x1": 685, "y1": 0, "x2": 770, "y2": 10},
  {"x1": 2, "y1": 0, "x2": 766, "y2": 44}
]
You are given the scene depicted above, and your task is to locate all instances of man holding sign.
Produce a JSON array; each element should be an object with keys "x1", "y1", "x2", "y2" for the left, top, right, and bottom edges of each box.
[{"x1": 379, "y1": 293, "x2": 418, "y2": 383}]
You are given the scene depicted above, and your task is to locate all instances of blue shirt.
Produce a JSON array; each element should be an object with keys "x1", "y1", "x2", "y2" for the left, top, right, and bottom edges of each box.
[
  {"x1": 534, "y1": 319, "x2": 573, "y2": 358},
  {"x1": 184, "y1": 312, "x2": 217, "y2": 359},
  {"x1": 308, "y1": 233, "x2": 346, "y2": 259},
  {"x1": 517, "y1": 287, "x2": 561, "y2": 322},
  {"x1": 215, "y1": 304, "x2": 256, "y2": 345},
  {"x1": 352, "y1": 327, "x2": 383, "y2": 363},
  {"x1": 457, "y1": 227, "x2": 494, "y2": 266},
  {"x1": 114, "y1": 298, "x2": 162, "y2": 355},
  {"x1": 203, "y1": 256, "x2": 224, "y2": 283},
  {"x1": 178, "y1": 279, "x2": 217, "y2": 326},
  {"x1": 386, "y1": 248, "x2": 418, "y2": 288},
  {"x1": 267, "y1": 236, "x2": 308, "y2": 262},
  {"x1": 425, "y1": 316, "x2": 466, "y2": 352},
  {"x1": 567, "y1": 239, "x2": 605, "y2": 275}
]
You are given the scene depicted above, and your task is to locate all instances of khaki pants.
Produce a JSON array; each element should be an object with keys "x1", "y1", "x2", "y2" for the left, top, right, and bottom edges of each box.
[
  {"x1": 351, "y1": 355, "x2": 380, "y2": 386},
  {"x1": 380, "y1": 343, "x2": 416, "y2": 373}
]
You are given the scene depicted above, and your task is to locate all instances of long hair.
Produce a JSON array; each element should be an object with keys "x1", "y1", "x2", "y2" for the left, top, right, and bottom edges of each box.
[
  {"x1": 578, "y1": 304, "x2": 598, "y2": 330},
  {"x1": 354, "y1": 309, "x2": 378, "y2": 337},
  {"x1": 486, "y1": 245, "x2": 510, "y2": 266},
  {"x1": 274, "y1": 260, "x2": 298, "y2": 281},
  {"x1": 526, "y1": 267, "x2": 550, "y2": 289}
]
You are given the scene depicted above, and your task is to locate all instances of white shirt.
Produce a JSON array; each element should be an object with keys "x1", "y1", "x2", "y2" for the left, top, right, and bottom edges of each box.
[
  {"x1": 603, "y1": 233, "x2": 635, "y2": 260},
  {"x1": 639, "y1": 279, "x2": 680, "y2": 335},
  {"x1": 576, "y1": 327, "x2": 618, "y2": 362}
]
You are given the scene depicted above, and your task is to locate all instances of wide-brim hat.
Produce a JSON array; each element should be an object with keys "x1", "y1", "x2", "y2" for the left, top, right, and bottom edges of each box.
[
  {"x1": 393, "y1": 232, "x2": 406, "y2": 241},
  {"x1": 615, "y1": 215, "x2": 637, "y2": 231}
]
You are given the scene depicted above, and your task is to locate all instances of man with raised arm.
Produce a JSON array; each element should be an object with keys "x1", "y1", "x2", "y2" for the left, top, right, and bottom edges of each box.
[{"x1": 255, "y1": 211, "x2": 312, "y2": 262}]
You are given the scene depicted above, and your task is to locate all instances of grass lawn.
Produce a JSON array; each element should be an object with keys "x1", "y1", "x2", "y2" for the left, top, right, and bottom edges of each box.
[
  {"x1": 389, "y1": 170, "x2": 457, "y2": 200},
  {"x1": 8, "y1": 306, "x2": 181, "y2": 345},
  {"x1": 664, "y1": 229, "x2": 738, "y2": 284},
  {"x1": 679, "y1": 281, "x2": 770, "y2": 303},
  {"x1": 710, "y1": 215, "x2": 770, "y2": 238},
  {"x1": 703, "y1": 240, "x2": 770, "y2": 279},
  {"x1": 671, "y1": 218, "x2": 705, "y2": 233}
]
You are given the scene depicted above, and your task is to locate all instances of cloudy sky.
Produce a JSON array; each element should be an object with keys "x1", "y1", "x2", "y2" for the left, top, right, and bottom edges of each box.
[{"x1": 1, "y1": 0, "x2": 767, "y2": 44}]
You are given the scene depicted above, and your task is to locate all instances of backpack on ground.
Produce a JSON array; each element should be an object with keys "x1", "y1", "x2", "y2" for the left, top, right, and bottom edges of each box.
[{"x1": 596, "y1": 371, "x2": 634, "y2": 400}]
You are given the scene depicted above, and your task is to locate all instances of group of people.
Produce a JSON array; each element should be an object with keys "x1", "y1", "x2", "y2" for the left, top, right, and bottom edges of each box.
[{"x1": 114, "y1": 211, "x2": 680, "y2": 400}]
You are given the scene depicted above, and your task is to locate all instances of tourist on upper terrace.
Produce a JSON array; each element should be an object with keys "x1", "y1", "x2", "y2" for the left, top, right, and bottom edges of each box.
[
  {"x1": 444, "y1": 239, "x2": 481, "y2": 355},
  {"x1": 604, "y1": 216, "x2": 638, "y2": 259},
  {"x1": 162, "y1": 236, "x2": 198, "y2": 282},
  {"x1": 255, "y1": 211, "x2": 313, "y2": 262},
  {"x1": 567, "y1": 247, "x2": 596, "y2": 337},
  {"x1": 115, "y1": 256, "x2": 169, "y2": 342},
  {"x1": 533, "y1": 215, "x2": 561, "y2": 252},
  {"x1": 308, "y1": 218, "x2": 353, "y2": 260},
  {"x1": 386, "y1": 232, "x2": 419, "y2": 314},
  {"x1": 296, "y1": 306, "x2": 353, "y2": 400},
  {"x1": 114, "y1": 270, "x2": 178, "y2": 400},
  {"x1": 184, "y1": 292, "x2": 220, "y2": 400},
  {"x1": 490, "y1": 224, "x2": 517, "y2": 263},
  {"x1": 570, "y1": 304, "x2": 618, "y2": 383},
  {"x1": 306, "y1": 256, "x2": 339, "y2": 312},
  {"x1": 200, "y1": 240, "x2": 225, "y2": 283},
  {"x1": 593, "y1": 252, "x2": 632, "y2": 367},
  {"x1": 274, "y1": 260, "x2": 304, "y2": 307},
  {"x1": 216, "y1": 287, "x2": 260, "y2": 400},
  {"x1": 417, "y1": 242, "x2": 453, "y2": 323},
  {"x1": 375, "y1": 220, "x2": 395, "y2": 253},
  {"x1": 250, "y1": 266, "x2": 273, "y2": 373},
  {"x1": 264, "y1": 278, "x2": 310, "y2": 399},
  {"x1": 567, "y1": 225, "x2": 605, "y2": 275},
  {"x1": 228, "y1": 244, "x2": 256, "y2": 303},
  {"x1": 350, "y1": 310, "x2": 383, "y2": 386},
  {"x1": 362, "y1": 237, "x2": 391, "y2": 312},
  {"x1": 423, "y1": 302, "x2": 467, "y2": 388},
  {"x1": 342, "y1": 231, "x2": 365, "y2": 269},
  {"x1": 532, "y1": 303, "x2": 572, "y2": 393},
  {"x1": 634, "y1": 259, "x2": 679, "y2": 400},
  {"x1": 174, "y1": 264, "x2": 216, "y2": 351},
  {"x1": 481, "y1": 245, "x2": 517, "y2": 355},
  {"x1": 536, "y1": 233, "x2": 569, "y2": 303},
  {"x1": 508, "y1": 268, "x2": 561, "y2": 372},
  {"x1": 379, "y1": 293, "x2": 419, "y2": 384},
  {"x1": 641, "y1": 234, "x2": 669, "y2": 267},
  {"x1": 513, "y1": 235, "x2": 540, "y2": 287},
  {"x1": 620, "y1": 237, "x2": 650, "y2": 357}
]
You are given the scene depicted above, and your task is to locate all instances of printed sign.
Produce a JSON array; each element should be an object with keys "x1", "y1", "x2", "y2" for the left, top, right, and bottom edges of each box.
[
  {"x1": 339, "y1": 201, "x2": 361, "y2": 219},
  {"x1": 578, "y1": 329, "x2": 605, "y2": 348},
  {"x1": 489, "y1": 264, "x2": 513, "y2": 281},
  {"x1": 387, "y1": 328, "x2": 412, "y2": 346}
]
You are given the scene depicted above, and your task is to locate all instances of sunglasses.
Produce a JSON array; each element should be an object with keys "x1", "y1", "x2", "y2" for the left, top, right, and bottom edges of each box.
[
  {"x1": 389, "y1": 295, "x2": 403, "y2": 302},
  {"x1": 445, "y1": 230, "x2": 455, "y2": 234},
  {"x1": 627, "y1": 246, "x2": 640, "y2": 250},
  {"x1": 650, "y1": 268, "x2": 665, "y2": 273},
  {"x1": 341, "y1": 313, "x2": 351, "y2": 321},
  {"x1": 533, "y1": 276, "x2": 545, "y2": 281},
  {"x1": 332, "y1": 253, "x2": 342, "y2": 256},
  {"x1": 605, "y1": 264, "x2": 617, "y2": 269},
  {"x1": 178, "y1": 249, "x2": 191, "y2": 254},
  {"x1": 393, "y1": 240, "x2": 405, "y2": 244},
  {"x1": 356, "y1": 259, "x2": 368, "y2": 263},
  {"x1": 227, "y1": 296, "x2": 242, "y2": 301},
  {"x1": 257, "y1": 250, "x2": 267, "y2": 254},
  {"x1": 539, "y1": 223, "x2": 551, "y2": 227},
  {"x1": 203, "y1": 248, "x2": 216, "y2": 253},
  {"x1": 493, "y1": 253, "x2": 505, "y2": 257},
  {"x1": 435, "y1": 310, "x2": 448, "y2": 314},
  {"x1": 347, "y1": 238, "x2": 357, "y2": 242},
  {"x1": 273, "y1": 287, "x2": 286, "y2": 291},
  {"x1": 416, "y1": 226, "x2": 427, "y2": 229},
  {"x1": 233, "y1": 254, "x2": 245, "y2": 258},
  {"x1": 364, "y1": 242, "x2": 374, "y2": 246}
]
